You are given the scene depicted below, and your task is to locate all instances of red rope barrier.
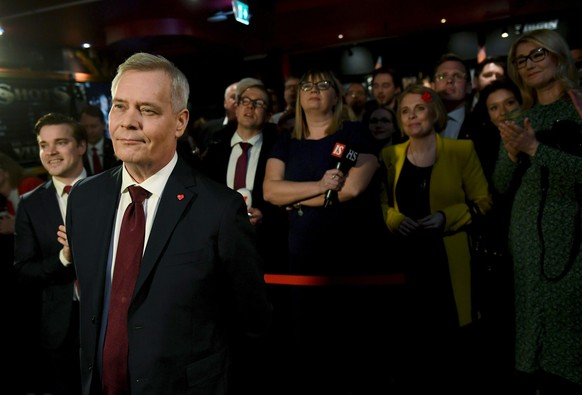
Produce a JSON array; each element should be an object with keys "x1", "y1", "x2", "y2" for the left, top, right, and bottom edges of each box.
[{"x1": 264, "y1": 273, "x2": 405, "y2": 286}]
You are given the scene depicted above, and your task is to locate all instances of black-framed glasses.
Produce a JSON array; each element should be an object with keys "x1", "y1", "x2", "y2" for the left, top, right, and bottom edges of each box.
[
  {"x1": 434, "y1": 72, "x2": 466, "y2": 82},
  {"x1": 512, "y1": 47, "x2": 547, "y2": 69},
  {"x1": 238, "y1": 96, "x2": 268, "y2": 110},
  {"x1": 300, "y1": 80, "x2": 332, "y2": 92}
]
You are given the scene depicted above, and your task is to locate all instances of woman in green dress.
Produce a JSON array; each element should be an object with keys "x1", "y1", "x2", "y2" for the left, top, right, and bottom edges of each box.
[{"x1": 493, "y1": 29, "x2": 582, "y2": 394}]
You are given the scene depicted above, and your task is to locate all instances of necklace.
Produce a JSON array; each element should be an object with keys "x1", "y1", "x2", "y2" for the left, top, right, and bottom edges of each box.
[{"x1": 407, "y1": 143, "x2": 435, "y2": 192}]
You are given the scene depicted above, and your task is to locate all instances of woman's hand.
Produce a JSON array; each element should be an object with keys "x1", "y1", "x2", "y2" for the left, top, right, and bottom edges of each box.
[
  {"x1": 396, "y1": 217, "x2": 421, "y2": 236},
  {"x1": 417, "y1": 212, "x2": 445, "y2": 230},
  {"x1": 498, "y1": 118, "x2": 539, "y2": 160},
  {"x1": 318, "y1": 169, "x2": 345, "y2": 194}
]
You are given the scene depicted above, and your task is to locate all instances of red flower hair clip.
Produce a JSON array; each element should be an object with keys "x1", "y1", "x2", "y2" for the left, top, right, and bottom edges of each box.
[{"x1": 421, "y1": 91, "x2": 432, "y2": 103}]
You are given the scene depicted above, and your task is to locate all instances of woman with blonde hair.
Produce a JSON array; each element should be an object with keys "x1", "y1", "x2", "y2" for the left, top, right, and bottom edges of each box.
[
  {"x1": 380, "y1": 84, "x2": 491, "y2": 392},
  {"x1": 494, "y1": 28, "x2": 582, "y2": 393},
  {"x1": 263, "y1": 68, "x2": 386, "y2": 393}
]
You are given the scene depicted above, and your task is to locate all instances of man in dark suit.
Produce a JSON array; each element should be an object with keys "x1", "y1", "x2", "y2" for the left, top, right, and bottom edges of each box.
[
  {"x1": 79, "y1": 104, "x2": 119, "y2": 175},
  {"x1": 432, "y1": 53, "x2": 474, "y2": 140},
  {"x1": 14, "y1": 112, "x2": 88, "y2": 395},
  {"x1": 201, "y1": 77, "x2": 288, "y2": 394},
  {"x1": 60, "y1": 53, "x2": 272, "y2": 395},
  {"x1": 201, "y1": 77, "x2": 287, "y2": 267}
]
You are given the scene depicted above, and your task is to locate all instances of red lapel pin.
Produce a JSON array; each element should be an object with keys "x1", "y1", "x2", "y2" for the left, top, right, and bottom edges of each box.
[{"x1": 177, "y1": 194, "x2": 184, "y2": 201}]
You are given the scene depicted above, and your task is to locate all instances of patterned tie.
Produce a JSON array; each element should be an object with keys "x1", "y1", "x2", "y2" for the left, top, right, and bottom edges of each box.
[
  {"x1": 233, "y1": 142, "x2": 252, "y2": 190},
  {"x1": 92, "y1": 146, "x2": 103, "y2": 174},
  {"x1": 102, "y1": 185, "x2": 150, "y2": 395}
]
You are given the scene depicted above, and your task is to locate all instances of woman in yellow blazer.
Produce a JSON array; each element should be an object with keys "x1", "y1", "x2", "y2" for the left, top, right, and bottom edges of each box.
[{"x1": 380, "y1": 85, "x2": 491, "y2": 393}]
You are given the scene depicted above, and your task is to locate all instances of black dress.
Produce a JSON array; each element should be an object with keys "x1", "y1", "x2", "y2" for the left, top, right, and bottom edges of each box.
[{"x1": 395, "y1": 158, "x2": 458, "y2": 331}]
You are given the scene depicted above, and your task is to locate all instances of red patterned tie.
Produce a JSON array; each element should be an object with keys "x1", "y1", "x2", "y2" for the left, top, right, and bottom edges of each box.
[
  {"x1": 233, "y1": 142, "x2": 252, "y2": 190},
  {"x1": 92, "y1": 146, "x2": 103, "y2": 174},
  {"x1": 102, "y1": 185, "x2": 150, "y2": 395}
]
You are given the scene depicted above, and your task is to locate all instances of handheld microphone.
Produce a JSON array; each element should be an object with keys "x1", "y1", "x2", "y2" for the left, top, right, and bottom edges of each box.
[
  {"x1": 324, "y1": 142, "x2": 359, "y2": 208},
  {"x1": 236, "y1": 188, "x2": 253, "y2": 211}
]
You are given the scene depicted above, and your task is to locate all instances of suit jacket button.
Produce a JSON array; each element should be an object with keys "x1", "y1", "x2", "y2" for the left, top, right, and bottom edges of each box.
[{"x1": 91, "y1": 316, "x2": 96, "y2": 324}]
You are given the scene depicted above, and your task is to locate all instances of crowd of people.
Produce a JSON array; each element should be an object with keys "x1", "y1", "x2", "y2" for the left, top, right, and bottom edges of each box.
[{"x1": 1, "y1": 28, "x2": 581, "y2": 395}]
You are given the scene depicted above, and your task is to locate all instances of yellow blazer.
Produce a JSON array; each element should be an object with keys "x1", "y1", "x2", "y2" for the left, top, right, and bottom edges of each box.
[{"x1": 380, "y1": 133, "x2": 491, "y2": 326}]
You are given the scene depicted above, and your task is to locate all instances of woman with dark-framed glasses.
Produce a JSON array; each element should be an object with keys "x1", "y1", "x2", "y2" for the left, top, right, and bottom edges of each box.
[
  {"x1": 493, "y1": 28, "x2": 582, "y2": 394},
  {"x1": 263, "y1": 69, "x2": 392, "y2": 393}
]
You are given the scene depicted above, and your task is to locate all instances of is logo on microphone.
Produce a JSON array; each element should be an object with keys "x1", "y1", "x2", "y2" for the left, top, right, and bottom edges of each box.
[{"x1": 331, "y1": 142, "x2": 346, "y2": 159}]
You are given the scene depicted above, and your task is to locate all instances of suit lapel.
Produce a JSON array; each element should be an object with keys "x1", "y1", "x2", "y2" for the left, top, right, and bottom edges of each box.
[
  {"x1": 39, "y1": 180, "x2": 64, "y2": 227},
  {"x1": 134, "y1": 160, "x2": 197, "y2": 295}
]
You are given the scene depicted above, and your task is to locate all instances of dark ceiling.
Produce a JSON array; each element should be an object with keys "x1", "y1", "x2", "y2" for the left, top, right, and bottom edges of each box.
[{"x1": 1, "y1": 0, "x2": 581, "y2": 60}]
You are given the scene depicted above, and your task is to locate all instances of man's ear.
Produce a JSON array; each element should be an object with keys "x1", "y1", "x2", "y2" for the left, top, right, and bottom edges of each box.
[{"x1": 175, "y1": 109, "x2": 189, "y2": 139}]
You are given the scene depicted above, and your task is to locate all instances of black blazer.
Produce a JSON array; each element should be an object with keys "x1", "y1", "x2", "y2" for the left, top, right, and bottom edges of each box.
[
  {"x1": 200, "y1": 124, "x2": 289, "y2": 272},
  {"x1": 83, "y1": 137, "x2": 120, "y2": 176},
  {"x1": 66, "y1": 158, "x2": 272, "y2": 395},
  {"x1": 13, "y1": 180, "x2": 77, "y2": 350}
]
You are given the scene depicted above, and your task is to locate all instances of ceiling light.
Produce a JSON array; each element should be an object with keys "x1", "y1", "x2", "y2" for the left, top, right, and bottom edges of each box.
[
  {"x1": 501, "y1": 27, "x2": 509, "y2": 38},
  {"x1": 441, "y1": 18, "x2": 447, "y2": 24}
]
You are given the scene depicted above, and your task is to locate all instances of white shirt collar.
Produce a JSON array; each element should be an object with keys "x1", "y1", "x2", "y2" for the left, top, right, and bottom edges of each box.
[
  {"x1": 230, "y1": 132, "x2": 263, "y2": 148},
  {"x1": 120, "y1": 152, "x2": 178, "y2": 198},
  {"x1": 52, "y1": 169, "x2": 88, "y2": 196}
]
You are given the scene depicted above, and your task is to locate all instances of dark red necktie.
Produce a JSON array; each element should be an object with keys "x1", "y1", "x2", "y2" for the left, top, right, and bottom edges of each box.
[
  {"x1": 92, "y1": 146, "x2": 103, "y2": 174},
  {"x1": 233, "y1": 142, "x2": 252, "y2": 190},
  {"x1": 102, "y1": 185, "x2": 150, "y2": 395},
  {"x1": 63, "y1": 185, "x2": 72, "y2": 195}
]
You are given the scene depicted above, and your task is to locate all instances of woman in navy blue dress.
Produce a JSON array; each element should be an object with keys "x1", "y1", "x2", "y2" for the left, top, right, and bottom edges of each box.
[{"x1": 264, "y1": 69, "x2": 391, "y2": 394}]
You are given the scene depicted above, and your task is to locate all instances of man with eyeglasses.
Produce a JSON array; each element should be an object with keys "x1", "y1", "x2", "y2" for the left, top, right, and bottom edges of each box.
[
  {"x1": 200, "y1": 78, "x2": 288, "y2": 392},
  {"x1": 433, "y1": 53, "x2": 473, "y2": 139}
]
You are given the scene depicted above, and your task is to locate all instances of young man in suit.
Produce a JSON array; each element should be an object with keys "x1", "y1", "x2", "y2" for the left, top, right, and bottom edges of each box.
[
  {"x1": 14, "y1": 112, "x2": 88, "y2": 395},
  {"x1": 79, "y1": 104, "x2": 119, "y2": 175},
  {"x1": 201, "y1": 77, "x2": 286, "y2": 236},
  {"x1": 59, "y1": 53, "x2": 272, "y2": 395},
  {"x1": 432, "y1": 53, "x2": 473, "y2": 140}
]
